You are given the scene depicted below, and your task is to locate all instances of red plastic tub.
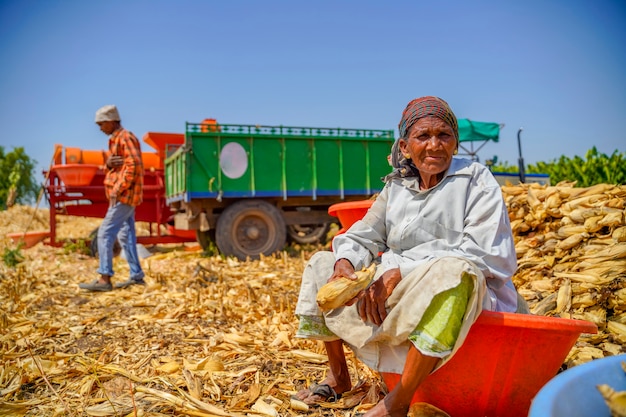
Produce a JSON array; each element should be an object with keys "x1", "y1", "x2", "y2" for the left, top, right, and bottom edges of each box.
[
  {"x1": 381, "y1": 311, "x2": 597, "y2": 417},
  {"x1": 328, "y1": 200, "x2": 374, "y2": 234}
]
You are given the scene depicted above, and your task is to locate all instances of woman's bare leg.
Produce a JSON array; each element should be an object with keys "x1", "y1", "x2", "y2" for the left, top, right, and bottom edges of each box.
[
  {"x1": 295, "y1": 340, "x2": 353, "y2": 404},
  {"x1": 365, "y1": 345, "x2": 439, "y2": 417}
]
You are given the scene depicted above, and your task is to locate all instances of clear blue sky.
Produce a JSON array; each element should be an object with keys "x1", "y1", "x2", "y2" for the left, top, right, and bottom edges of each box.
[{"x1": 1, "y1": 0, "x2": 624, "y2": 179}]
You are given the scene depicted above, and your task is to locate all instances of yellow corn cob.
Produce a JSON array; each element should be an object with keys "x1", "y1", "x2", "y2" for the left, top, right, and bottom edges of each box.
[
  {"x1": 606, "y1": 197, "x2": 626, "y2": 209},
  {"x1": 580, "y1": 243, "x2": 626, "y2": 260},
  {"x1": 598, "y1": 211, "x2": 624, "y2": 228},
  {"x1": 553, "y1": 271, "x2": 614, "y2": 286},
  {"x1": 557, "y1": 225, "x2": 587, "y2": 238},
  {"x1": 614, "y1": 227, "x2": 626, "y2": 243},
  {"x1": 562, "y1": 193, "x2": 608, "y2": 212},
  {"x1": 556, "y1": 233, "x2": 588, "y2": 251},
  {"x1": 608, "y1": 288, "x2": 626, "y2": 311},
  {"x1": 608, "y1": 321, "x2": 626, "y2": 338},
  {"x1": 544, "y1": 191, "x2": 562, "y2": 209},
  {"x1": 555, "y1": 279, "x2": 571, "y2": 313},
  {"x1": 584, "y1": 215, "x2": 604, "y2": 233},
  {"x1": 566, "y1": 207, "x2": 601, "y2": 223},
  {"x1": 530, "y1": 278, "x2": 557, "y2": 292},
  {"x1": 500, "y1": 185, "x2": 525, "y2": 196},
  {"x1": 577, "y1": 183, "x2": 614, "y2": 198},
  {"x1": 316, "y1": 263, "x2": 376, "y2": 311},
  {"x1": 597, "y1": 384, "x2": 626, "y2": 417},
  {"x1": 526, "y1": 187, "x2": 544, "y2": 210},
  {"x1": 571, "y1": 292, "x2": 596, "y2": 309}
]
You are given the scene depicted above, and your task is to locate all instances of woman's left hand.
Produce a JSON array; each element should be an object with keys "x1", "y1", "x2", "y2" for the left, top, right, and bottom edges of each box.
[{"x1": 356, "y1": 268, "x2": 402, "y2": 325}]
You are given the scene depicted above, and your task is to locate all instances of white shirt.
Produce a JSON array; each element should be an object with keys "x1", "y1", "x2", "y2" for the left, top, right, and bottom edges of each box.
[{"x1": 332, "y1": 157, "x2": 519, "y2": 312}]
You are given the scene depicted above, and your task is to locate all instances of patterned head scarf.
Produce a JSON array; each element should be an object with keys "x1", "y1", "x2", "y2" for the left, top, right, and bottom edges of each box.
[{"x1": 385, "y1": 96, "x2": 459, "y2": 181}]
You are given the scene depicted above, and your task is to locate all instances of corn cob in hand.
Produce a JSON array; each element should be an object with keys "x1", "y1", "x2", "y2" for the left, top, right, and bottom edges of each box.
[{"x1": 316, "y1": 263, "x2": 377, "y2": 311}]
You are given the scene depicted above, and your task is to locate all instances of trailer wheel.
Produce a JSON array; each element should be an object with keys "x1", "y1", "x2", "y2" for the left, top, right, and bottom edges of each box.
[
  {"x1": 216, "y1": 200, "x2": 286, "y2": 260},
  {"x1": 88, "y1": 227, "x2": 121, "y2": 258},
  {"x1": 287, "y1": 223, "x2": 331, "y2": 245}
]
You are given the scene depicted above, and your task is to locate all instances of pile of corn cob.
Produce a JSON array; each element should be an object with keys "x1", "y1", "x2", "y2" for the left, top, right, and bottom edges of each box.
[{"x1": 503, "y1": 182, "x2": 626, "y2": 365}]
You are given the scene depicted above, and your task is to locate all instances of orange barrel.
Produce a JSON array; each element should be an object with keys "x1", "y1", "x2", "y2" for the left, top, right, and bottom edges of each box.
[
  {"x1": 200, "y1": 118, "x2": 220, "y2": 132},
  {"x1": 64, "y1": 147, "x2": 83, "y2": 164},
  {"x1": 81, "y1": 150, "x2": 107, "y2": 165}
]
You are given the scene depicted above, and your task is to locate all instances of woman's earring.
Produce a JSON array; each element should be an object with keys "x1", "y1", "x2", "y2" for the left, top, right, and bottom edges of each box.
[
  {"x1": 453, "y1": 149, "x2": 458, "y2": 155},
  {"x1": 404, "y1": 153, "x2": 411, "y2": 159}
]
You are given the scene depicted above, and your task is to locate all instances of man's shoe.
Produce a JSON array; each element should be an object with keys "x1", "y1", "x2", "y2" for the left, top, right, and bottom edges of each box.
[
  {"x1": 115, "y1": 278, "x2": 146, "y2": 289},
  {"x1": 78, "y1": 280, "x2": 113, "y2": 292}
]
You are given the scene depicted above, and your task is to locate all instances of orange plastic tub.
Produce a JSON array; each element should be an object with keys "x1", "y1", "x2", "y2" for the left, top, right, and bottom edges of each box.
[
  {"x1": 381, "y1": 311, "x2": 597, "y2": 417},
  {"x1": 7, "y1": 231, "x2": 50, "y2": 248},
  {"x1": 53, "y1": 164, "x2": 100, "y2": 186},
  {"x1": 328, "y1": 200, "x2": 374, "y2": 234}
]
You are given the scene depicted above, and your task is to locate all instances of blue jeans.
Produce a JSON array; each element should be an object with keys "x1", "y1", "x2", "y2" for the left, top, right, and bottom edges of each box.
[{"x1": 97, "y1": 202, "x2": 145, "y2": 281}]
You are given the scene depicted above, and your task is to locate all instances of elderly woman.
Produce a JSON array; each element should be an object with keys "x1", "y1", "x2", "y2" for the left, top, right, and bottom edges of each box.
[{"x1": 294, "y1": 96, "x2": 527, "y2": 416}]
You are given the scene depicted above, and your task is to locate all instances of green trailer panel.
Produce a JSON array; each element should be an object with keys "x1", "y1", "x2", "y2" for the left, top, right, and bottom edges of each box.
[{"x1": 164, "y1": 123, "x2": 395, "y2": 204}]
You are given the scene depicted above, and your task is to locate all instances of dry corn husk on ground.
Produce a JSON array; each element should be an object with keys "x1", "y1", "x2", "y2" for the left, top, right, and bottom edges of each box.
[
  {"x1": 0, "y1": 206, "x2": 383, "y2": 417},
  {"x1": 1, "y1": 180, "x2": 625, "y2": 416},
  {"x1": 504, "y1": 181, "x2": 626, "y2": 367}
]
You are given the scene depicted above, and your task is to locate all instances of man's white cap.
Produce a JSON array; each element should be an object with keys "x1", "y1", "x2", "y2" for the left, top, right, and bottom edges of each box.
[{"x1": 95, "y1": 105, "x2": 120, "y2": 123}]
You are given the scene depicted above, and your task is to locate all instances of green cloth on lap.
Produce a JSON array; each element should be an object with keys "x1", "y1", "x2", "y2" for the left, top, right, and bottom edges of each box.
[
  {"x1": 296, "y1": 314, "x2": 338, "y2": 341},
  {"x1": 408, "y1": 272, "x2": 474, "y2": 356}
]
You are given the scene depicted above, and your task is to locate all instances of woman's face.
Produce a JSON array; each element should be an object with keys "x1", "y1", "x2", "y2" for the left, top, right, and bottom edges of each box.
[{"x1": 399, "y1": 116, "x2": 457, "y2": 177}]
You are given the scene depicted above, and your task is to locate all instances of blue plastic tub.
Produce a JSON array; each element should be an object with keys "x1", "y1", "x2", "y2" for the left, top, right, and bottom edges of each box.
[{"x1": 529, "y1": 353, "x2": 626, "y2": 417}]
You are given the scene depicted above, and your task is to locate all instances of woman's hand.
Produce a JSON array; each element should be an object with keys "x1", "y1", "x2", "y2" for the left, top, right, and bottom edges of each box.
[
  {"x1": 329, "y1": 258, "x2": 358, "y2": 282},
  {"x1": 355, "y1": 268, "x2": 402, "y2": 326}
]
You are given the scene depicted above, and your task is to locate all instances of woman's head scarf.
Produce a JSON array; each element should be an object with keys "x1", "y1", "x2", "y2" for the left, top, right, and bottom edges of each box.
[{"x1": 385, "y1": 96, "x2": 459, "y2": 181}]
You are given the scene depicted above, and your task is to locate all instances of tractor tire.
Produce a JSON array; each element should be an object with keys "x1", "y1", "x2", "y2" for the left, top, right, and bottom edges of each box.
[
  {"x1": 215, "y1": 200, "x2": 286, "y2": 260},
  {"x1": 287, "y1": 223, "x2": 331, "y2": 245}
]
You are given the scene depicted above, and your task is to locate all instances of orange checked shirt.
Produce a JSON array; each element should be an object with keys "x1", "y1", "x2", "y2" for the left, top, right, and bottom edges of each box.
[{"x1": 103, "y1": 127, "x2": 144, "y2": 207}]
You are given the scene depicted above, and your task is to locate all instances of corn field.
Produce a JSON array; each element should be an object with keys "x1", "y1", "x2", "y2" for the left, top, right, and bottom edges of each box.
[{"x1": 493, "y1": 146, "x2": 626, "y2": 187}]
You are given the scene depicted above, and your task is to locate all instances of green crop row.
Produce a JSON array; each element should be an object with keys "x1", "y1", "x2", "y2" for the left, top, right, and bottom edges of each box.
[{"x1": 492, "y1": 146, "x2": 625, "y2": 187}]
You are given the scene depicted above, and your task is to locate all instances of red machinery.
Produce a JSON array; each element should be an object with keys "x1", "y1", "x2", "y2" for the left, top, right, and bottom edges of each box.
[{"x1": 44, "y1": 132, "x2": 197, "y2": 247}]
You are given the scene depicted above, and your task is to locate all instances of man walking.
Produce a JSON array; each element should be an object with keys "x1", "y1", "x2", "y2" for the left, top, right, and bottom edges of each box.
[{"x1": 79, "y1": 105, "x2": 146, "y2": 291}]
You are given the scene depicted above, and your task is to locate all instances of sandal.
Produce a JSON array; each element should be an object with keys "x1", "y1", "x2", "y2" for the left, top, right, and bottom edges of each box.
[{"x1": 299, "y1": 383, "x2": 342, "y2": 404}]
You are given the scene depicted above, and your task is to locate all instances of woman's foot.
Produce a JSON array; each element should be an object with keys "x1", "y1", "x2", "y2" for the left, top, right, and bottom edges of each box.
[
  {"x1": 296, "y1": 340, "x2": 353, "y2": 405},
  {"x1": 295, "y1": 376, "x2": 351, "y2": 405}
]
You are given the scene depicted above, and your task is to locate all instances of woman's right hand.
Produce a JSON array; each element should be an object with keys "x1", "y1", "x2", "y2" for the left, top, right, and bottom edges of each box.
[{"x1": 356, "y1": 267, "x2": 402, "y2": 326}]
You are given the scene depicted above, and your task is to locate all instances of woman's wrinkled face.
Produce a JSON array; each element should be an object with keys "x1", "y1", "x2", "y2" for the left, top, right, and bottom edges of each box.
[{"x1": 399, "y1": 116, "x2": 457, "y2": 176}]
